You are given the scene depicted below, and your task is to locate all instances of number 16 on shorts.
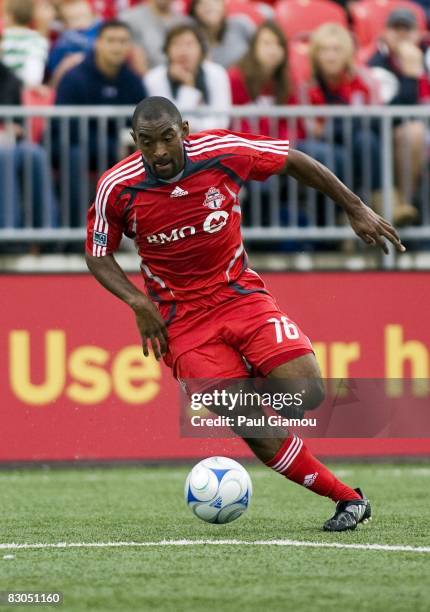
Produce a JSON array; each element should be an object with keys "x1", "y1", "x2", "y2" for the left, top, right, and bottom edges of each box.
[{"x1": 268, "y1": 316, "x2": 300, "y2": 343}]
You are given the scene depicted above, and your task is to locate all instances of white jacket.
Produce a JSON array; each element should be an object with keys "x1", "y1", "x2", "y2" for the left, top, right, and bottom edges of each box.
[{"x1": 144, "y1": 60, "x2": 232, "y2": 132}]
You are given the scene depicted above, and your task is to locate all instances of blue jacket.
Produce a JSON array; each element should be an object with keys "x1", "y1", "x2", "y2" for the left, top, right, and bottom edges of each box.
[
  {"x1": 47, "y1": 22, "x2": 101, "y2": 76},
  {"x1": 54, "y1": 52, "x2": 146, "y2": 163},
  {"x1": 56, "y1": 50, "x2": 146, "y2": 106}
]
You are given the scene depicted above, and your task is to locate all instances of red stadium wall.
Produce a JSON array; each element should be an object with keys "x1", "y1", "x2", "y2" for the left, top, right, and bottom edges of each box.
[{"x1": 2, "y1": 272, "x2": 430, "y2": 462}]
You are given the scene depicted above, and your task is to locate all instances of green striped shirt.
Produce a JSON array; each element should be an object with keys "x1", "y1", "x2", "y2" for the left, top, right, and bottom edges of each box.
[{"x1": 2, "y1": 27, "x2": 48, "y2": 87}]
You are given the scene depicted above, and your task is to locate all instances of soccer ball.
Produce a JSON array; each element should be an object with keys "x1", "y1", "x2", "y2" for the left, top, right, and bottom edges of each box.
[{"x1": 184, "y1": 456, "x2": 252, "y2": 524}]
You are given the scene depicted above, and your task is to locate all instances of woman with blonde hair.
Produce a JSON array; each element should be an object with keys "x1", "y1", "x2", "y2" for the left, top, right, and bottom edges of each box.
[
  {"x1": 303, "y1": 23, "x2": 386, "y2": 216},
  {"x1": 308, "y1": 23, "x2": 374, "y2": 104}
]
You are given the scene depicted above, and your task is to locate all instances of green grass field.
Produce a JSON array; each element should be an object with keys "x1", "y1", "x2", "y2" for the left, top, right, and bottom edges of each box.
[{"x1": 1, "y1": 463, "x2": 429, "y2": 612}]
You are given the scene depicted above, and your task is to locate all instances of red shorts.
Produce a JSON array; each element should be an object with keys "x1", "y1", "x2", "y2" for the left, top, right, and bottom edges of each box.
[{"x1": 159, "y1": 270, "x2": 313, "y2": 386}]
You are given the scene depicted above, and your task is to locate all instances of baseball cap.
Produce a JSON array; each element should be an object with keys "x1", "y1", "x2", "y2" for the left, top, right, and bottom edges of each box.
[{"x1": 386, "y1": 8, "x2": 418, "y2": 29}]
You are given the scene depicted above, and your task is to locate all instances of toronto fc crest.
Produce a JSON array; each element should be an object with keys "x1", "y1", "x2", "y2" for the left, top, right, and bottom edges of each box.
[{"x1": 203, "y1": 186, "x2": 226, "y2": 209}]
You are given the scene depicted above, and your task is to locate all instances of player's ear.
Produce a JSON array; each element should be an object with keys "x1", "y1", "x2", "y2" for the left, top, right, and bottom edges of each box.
[
  {"x1": 181, "y1": 121, "x2": 190, "y2": 139},
  {"x1": 130, "y1": 130, "x2": 137, "y2": 146}
]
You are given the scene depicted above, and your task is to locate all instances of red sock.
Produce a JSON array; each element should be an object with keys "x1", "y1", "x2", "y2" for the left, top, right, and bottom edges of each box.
[{"x1": 266, "y1": 434, "x2": 361, "y2": 502}]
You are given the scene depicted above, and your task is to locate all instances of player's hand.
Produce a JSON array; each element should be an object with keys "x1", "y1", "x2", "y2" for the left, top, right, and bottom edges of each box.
[
  {"x1": 347, "y1": 203, "x2": 406, "y2": 254},
  {"x1": 132, "y1": 297, "x2": 169, "y2": 360}
]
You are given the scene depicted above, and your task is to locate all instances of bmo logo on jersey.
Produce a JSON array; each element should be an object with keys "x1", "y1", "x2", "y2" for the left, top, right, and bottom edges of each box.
[{"x1": 146, "y1": 211, "x2": 229, "y2": 244}]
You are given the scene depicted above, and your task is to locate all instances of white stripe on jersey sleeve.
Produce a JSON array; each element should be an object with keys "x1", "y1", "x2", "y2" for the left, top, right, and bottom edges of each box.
[
  {"x1": 186, "y1": 132, "x2": 289, "y2": 147},
  {"x1": 97, "y1": 165, "x2": 145, "y2": 256},
  {"x1": 185, "y1": 141, "x2": 289, "y2": 157},
  {"x1": 93, "y1": 159, "x2": 144, "y2": 256},
  {"x1": 94, "y1": 156, "x2": 143, "y2": 236},
  {"x1": 185, "y1": 134, "x2": 289, "y2": 154}
]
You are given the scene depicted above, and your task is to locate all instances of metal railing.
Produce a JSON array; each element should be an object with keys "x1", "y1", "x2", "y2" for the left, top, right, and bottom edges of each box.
[{"x1": 0, "y1": 105, "x2": 429, "y2": 267}]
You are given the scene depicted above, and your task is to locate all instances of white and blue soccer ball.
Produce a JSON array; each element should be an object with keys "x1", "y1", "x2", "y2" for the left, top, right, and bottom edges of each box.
[{"x1": 184, "y1": 456, "x2": 252, "y2": 524}]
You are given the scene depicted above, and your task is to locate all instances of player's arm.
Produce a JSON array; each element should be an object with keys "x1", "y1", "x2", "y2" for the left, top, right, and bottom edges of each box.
[
  {"x1": 85, "y1": 181, "x2": 168, "y2": 360},
  {"x1": 85, "y1": 253, "x2": 168, "y2": 360},
  {"x1": 282, "y1": 149, "x2": 405, "y2": 254}
]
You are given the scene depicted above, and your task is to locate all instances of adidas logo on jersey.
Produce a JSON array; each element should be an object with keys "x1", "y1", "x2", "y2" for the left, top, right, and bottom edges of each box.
[
  {"x1": 303, "y1": 472, "x2": 318, "y2": 487},
  {"x1": 170, "y1": 185, "x2": 188, "y2": 198}
]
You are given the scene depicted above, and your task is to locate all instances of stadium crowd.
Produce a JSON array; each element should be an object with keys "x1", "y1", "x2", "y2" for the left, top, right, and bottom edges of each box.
[{"x1": 1, "y1": 0, "x2": 430, "y2": 246}]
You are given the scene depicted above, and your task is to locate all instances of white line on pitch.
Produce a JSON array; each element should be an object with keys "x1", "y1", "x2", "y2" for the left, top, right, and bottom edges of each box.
[
  {"x1": 2, "y1": 468, "x2": 430, "y2": 483},
  {"x1": 1, "y1": 540, "x2": 429, "y2": 553}
]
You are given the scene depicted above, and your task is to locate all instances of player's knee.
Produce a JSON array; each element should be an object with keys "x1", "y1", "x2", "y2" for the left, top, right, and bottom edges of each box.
[
  {"x1": 301, "y1": 379, "x2": 325, "y2": 411},
  {"x1": 276, "y1": 379, "x2": 325, "y2": 414}
]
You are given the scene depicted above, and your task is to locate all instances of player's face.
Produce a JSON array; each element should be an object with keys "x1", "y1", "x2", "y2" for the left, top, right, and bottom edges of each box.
[{"x1": 132, "y1": 117, "x2": 190, "y2": 180}]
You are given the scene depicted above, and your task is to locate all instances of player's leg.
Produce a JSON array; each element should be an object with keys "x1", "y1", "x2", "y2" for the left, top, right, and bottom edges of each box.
[
  {"x1": 169, "y1": 299, "x2": 371, "y2": 530},
  {"x1": 244, "y1": 355, "x2": 372, "y2": 531},
  {"x1": 231, "y1": 354, "x2": 324, "y2": 463},
  {"x1": 224, "y1": 295, "x2": 372, "y2": 530},
  {"x1": 266, "y1": 352, "x2": 325, "y2": 413},
  {"x1": 173, "y1": 339, "x2": 289, "y2": 459},
  {"x1": 240, "y1": 353, "x2": 362, "y2": 492}
]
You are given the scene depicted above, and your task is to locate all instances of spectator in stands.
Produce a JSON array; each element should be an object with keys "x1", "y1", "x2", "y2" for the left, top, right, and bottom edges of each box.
[
  {"x1": 144, "y1": 23, "x2": 231, "y2": 132},
  {"x1": 33, "y1": 0, "x2": 57, "y2": 38},
  {"x1": 0, "y1": 51, "x2": 57, "y2": 228},
  {"x1": 304, "y1": 23, "x2": 383, "y2": 211},
  {"x1": 368, "y1": 8, "x2": 429, "y2": 225},
  {"x1": 369, "y1": 9, "x2": 430, "y2": 105},
  {"x1": 47, "y1": 0, "x2": 101, "y2": 87},
  {"x1": 189, "y1": 0, "x2": 255, "y2": 68},
  {"x1": 120, "y1": 0, "x2": 184, "y2": 69},
  {"x1": 2, "y1": 0, "x2": 49, "y2": 87},
  {"x1": 228, "y1": 22, "x2": 309, "y2": 246},
  {"x1": 54, "y1": 20, "x2": 146, "y2": 225},
  {"x1": 228, "y1": 21, "x2": 301, "y2": 141}
]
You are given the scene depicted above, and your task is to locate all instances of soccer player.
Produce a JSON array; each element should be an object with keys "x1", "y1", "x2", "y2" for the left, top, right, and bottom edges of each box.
[{"x1": 86, "y1": 97, "x2": 404, "y2": 531}]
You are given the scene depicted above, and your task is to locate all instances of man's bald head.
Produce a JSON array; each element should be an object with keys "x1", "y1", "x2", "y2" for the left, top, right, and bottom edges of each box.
[{"x1": 132, "y1": 97, "x2": 183, "y2": 131}]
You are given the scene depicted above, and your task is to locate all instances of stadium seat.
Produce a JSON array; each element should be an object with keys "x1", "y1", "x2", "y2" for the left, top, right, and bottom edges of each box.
[
  {"x1": 22, "y1": 87, "x2": 55, "y2": 143},
  {"x1": 350, "y1": 0, "x2": 427, "y2": 50},
  {"x1": 274, "y1": 0, "x2": 348, "y2": 41},
  {"x1": 225, "y1": 0, "x2": 268, "y2": 25}
]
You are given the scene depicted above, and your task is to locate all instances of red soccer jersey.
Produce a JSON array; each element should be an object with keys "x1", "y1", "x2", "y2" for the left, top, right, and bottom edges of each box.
[{"x1": 86, "y1": 129, "x2": 289, "y2": 302}]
